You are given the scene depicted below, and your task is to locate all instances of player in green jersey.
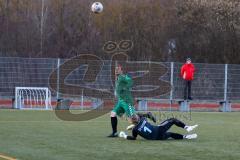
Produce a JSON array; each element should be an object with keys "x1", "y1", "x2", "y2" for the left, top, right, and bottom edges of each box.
[{"x1": 108, "y1": 65, "x2": 155, "y2": 137}]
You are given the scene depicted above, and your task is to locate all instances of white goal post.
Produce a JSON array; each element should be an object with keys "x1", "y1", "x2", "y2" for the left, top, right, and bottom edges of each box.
[{"x1": 15, "y1": 87, "x2": 52, "y2": 110}]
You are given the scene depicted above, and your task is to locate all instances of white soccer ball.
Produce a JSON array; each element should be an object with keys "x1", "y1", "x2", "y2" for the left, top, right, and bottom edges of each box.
[
  {"x1": 119, "y1": 131, "x2": 127, "y2": 139},
  {"x1": 91, "y1": 2, "x2": 103, "y2": 14}
]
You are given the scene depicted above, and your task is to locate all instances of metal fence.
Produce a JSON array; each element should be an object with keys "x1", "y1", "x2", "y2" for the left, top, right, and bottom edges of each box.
[{"x1": 0, "y1": 57, "x2": 240, "y2": 102}]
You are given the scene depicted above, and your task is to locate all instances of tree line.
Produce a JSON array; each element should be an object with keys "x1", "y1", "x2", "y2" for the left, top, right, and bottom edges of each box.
[{"x1": 0, "y1": 0, "x2": 239, "y2": 63}]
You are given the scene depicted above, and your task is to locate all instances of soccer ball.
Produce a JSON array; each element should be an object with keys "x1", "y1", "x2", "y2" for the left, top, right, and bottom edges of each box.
[
  {"x1": 119, "y1": 131, "x2": 127, "y2": 139},
  {"x1": 91, "y1": 2, "x2": 103, "y2": 14}
]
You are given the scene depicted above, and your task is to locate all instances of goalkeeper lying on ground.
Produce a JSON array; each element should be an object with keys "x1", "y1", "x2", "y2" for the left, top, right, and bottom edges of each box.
[{"x1": 119, "y1": 116, "x2": 198, "y2": 140}]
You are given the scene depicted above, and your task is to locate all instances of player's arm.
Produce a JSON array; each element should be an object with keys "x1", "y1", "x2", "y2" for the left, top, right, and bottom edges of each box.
[
  {"x1": 119, "y1": 128, "x2": 138, "y2": 140},
  {"x1": 125, "y1": 75, "x2": 133, "y2": 88},
  {"x1": 180, "y1": 65, "x2": 185, "y2": 77},
  {"x1": 126, "y1": 129, "x2": 138, "y2": 140}
]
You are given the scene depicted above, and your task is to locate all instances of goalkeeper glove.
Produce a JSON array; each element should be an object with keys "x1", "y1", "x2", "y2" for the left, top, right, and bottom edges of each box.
[{"x1": 126, "y1": 124, "x2": 135, "y2": 130}]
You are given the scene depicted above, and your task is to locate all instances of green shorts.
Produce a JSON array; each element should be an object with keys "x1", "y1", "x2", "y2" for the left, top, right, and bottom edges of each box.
[{"x1": 112, "y1": 99, "x2": 136, "y2": 117}]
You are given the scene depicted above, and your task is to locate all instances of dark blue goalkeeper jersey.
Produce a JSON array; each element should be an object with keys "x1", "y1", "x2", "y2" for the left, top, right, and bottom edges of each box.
[
  {"x1": 127, "y1": 117, "x2": 186, "y2": 140},
  {"x1": 131, "y1": 117, "x2": 159, "y2": 140}
]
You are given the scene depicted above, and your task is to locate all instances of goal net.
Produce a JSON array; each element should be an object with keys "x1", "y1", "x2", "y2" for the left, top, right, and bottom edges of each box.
[{"x1": 15, "y1": 87, "x2": 52, "y2": 110}]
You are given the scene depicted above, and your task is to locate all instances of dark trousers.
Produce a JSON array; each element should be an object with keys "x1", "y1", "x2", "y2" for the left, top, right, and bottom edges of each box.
[
  {"x1": 157, "y1": 118, "x2": 185, "y2": 140},
  {"x1": 184, "y1": 80, "x2": 192, "y2": 99}
]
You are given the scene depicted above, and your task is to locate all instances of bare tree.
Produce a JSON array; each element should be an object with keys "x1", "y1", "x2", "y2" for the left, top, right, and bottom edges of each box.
[{"x1": 0, "y1": 0, "x2": 239, "y2": 63}]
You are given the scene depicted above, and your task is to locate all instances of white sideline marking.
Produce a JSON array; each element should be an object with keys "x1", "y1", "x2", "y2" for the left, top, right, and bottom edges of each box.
[{"x1": 0, "y1": 153, "x2": 17, "y2": 160}]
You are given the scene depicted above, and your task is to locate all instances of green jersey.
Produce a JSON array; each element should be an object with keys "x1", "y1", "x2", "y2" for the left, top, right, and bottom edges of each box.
[{"x1": 116, "y1": 74, "x2": 134, "y2": 105}]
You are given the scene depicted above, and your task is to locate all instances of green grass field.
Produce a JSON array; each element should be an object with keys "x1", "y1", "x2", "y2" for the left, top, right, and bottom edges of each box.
[{"x1": 0, "y1": 110, "x2": 240, "y2": 160}]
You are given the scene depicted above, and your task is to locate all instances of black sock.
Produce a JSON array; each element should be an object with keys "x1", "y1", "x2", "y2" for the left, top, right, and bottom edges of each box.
[{"x1": 111, "y1": 117, "x2": 118, "y2": 133}]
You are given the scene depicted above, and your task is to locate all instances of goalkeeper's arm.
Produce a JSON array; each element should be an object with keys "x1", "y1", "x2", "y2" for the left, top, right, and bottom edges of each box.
[
  {"x1": 119, "y1": 129, "x2": 138, "y2": 140},
  {"x1": 126, "y1": 135, "x2": 136, "y2": 140}
]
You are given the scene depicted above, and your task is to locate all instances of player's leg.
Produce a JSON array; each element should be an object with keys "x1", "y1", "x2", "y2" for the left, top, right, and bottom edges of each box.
[
  {"x1": 137, "y1": 112, "x2": 156, "y2": 123},
  {"x1": 109, "y1": 99, "x2": 137, "y2": 132},
  {"x1": 134, "y1": 100, "x2": 156, "y2": 123},
  {"x1": 123, "y1": 101, "x2": 138, "y2": 129},
  {"x1": 162, "y1": 132, "x2": 197, "y2": 140},
  {"x1": 188, "y1": 81, "x2": 192, "y2": 100},
  {"x1": 159, "y1": 118, "x2": 185, "y2": 132},
  {"x1": 108, "y1": 101, "x2": 125, "y2": 137},
  {"x1": 125, "y1": 113, "x2": 142, "y2": 130},
  {"x1": 159, "y1": 118, "x2": 198, "y2": 133},
  {"x1": 108, "y1": 111, "x2": 118, "y2": 137},
  {"x1": 185, "y1": 124, "x2": 199, "y2": 132},
  {"x1": 127, "y1": 114, "x2": 139, "y2": 124},
  {"x1": 121, "y1": 99, "x2": 136, "y2": 119},
  {"x1": 184, "y1": 133, "x2": 198, "y2": 139},
  {"x1": 163, "y1": 132, "x2": 184, "y2": 140},
  {"x1": 159, "y1": 118, "x2": 171, "y2": 125},
  {"x1": 184, "y1": 80, "x2": 188, "y2": 100}
]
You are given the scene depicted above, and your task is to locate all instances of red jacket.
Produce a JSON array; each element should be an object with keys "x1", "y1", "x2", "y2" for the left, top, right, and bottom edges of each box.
[{"x1": 181, "y1": 63, "x2": 195, "y2": 81}]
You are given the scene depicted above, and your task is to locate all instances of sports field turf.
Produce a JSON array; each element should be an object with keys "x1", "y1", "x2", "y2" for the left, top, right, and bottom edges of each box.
[{"x1": 0, "y1": 110, "x2": 239, "y2": 160}]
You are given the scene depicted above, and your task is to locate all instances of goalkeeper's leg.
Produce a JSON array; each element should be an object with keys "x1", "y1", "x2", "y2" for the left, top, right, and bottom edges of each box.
[
  {"x1": 159, "y1": 118, "x2": 198, "y2": 133},
  {"x1": 162, "y1": 132, "x2": 197, "y2": 140},
  {"x1": 137, "y1": 112, "x2": 156, "y2": 123},
  {"x1": 159, "y1": 118, "x2": 186, "y2": 132},
  {"x1": 163, "y1": 132, "x2": 184, "y2": 140}
]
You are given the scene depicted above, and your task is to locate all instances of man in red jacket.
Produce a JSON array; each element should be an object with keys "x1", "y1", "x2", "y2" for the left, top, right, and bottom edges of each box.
[{"x1": 181, "y1": 58, "x2": 195, "y2": 100}]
